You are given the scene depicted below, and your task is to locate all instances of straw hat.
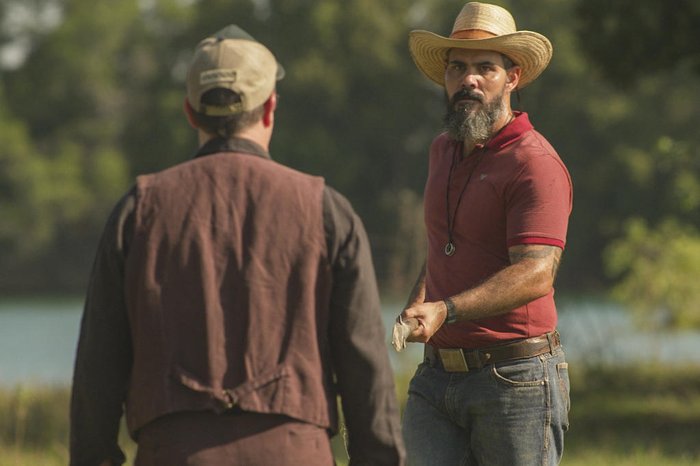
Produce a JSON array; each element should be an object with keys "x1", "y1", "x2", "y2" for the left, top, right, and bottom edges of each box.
[{"x1": 408, "y1": 2, "x2": 552, "y2": 88}]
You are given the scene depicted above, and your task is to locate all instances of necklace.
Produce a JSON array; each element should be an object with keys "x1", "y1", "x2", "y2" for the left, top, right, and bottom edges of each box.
[
  {"x1": 443, "y1": 113, "x2": 514, "y2": 256},
  {"x1": 444, "y1": 142, "x2": 482, "y2": 256}
]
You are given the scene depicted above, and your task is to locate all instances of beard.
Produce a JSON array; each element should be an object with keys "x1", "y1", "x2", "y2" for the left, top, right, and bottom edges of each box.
[{"x1": 443, "y1": 88, "x2": 506, "y2": 144}]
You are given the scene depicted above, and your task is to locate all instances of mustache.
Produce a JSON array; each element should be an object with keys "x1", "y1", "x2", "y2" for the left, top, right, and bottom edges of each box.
[{"x1": 450, "y1": 88, "x2": 483, "y2": 107}]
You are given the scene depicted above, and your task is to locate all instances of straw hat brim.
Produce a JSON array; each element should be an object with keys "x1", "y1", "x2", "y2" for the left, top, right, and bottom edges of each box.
[{"x1": 408, "y1": 30, "x2": 552, "y2": 89}]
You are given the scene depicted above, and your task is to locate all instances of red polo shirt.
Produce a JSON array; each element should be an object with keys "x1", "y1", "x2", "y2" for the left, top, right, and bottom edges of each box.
[{"x1": 424, "y1": 112, "x2": 573, "y2": 348}]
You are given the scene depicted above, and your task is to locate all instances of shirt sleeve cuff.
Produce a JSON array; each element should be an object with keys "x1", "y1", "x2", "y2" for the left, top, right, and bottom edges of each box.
[{"x1": 507, "y1": 236, "x2": 565, "y2": 249}]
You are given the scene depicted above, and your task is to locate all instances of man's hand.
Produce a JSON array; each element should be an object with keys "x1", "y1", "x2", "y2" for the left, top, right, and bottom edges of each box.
[
  {"x1": 393, "y1": 245, "x2": 564, "y2": 349},
  {"x1": 399, "y1": 300, "x2": 448, "y2": 343}
]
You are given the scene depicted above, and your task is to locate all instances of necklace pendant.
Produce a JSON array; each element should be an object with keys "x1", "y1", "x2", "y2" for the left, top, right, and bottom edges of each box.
[{"x1": 444, "y1": 242, "x2": 456, "y2": 256}]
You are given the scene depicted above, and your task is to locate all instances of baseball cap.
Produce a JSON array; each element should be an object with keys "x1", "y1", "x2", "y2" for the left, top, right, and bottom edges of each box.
[{"x1": 186, "y1": 25, "x2": 285, "y2": 116}]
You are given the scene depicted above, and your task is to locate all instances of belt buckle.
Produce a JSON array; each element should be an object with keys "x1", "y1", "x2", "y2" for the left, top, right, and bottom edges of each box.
[{"x1": 439, "y1": 349, "x2": 468, "y2": 372}]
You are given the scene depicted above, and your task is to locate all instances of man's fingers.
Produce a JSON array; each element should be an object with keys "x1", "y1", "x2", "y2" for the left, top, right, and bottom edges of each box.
[
  {"x1": 406, "y1": 318, "x2": 429, "y2": 343},
  {"x1": 404, "y1": 317, "x2": 421, "y2": 333},
  {"x1": 392, "y1": 316, "x2": 424, "y2": 350}
]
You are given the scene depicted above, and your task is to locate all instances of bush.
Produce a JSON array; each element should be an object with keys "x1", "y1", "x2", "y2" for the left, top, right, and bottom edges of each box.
[{"x1": 0, "y1": 385, "x2": 70, "y2": 448}]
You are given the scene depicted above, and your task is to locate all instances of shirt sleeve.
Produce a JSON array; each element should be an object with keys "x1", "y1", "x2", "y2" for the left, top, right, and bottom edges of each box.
[
  {"x1": 506, "y1": 154, "x2": 573, "y2": 249},
  {"x1": 323, "y1": 187, "x2": 406, "y2": 466},
  {"x1": 70, "y1": 189, "x2": 135, "y2": 466}
]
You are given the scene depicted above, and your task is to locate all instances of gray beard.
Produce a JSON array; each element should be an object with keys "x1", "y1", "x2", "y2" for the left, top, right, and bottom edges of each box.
[{"x1": 444, "y1": 91, "x2": 506, "y2": 144}]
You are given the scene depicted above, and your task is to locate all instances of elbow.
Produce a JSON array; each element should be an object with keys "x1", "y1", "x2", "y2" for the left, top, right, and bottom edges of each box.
[
  {"x1": 528, "y1": 268, "x2": 555, "y2": 301},
  {"x1": 532, "y1": 281, "x2": 553, "y2": 301}
]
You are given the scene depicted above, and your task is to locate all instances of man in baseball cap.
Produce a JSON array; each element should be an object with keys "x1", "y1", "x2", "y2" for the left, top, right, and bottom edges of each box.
[
  {"x1": 70, "y1": 25, "x2": 405, "y2": 466},
  {"x1": 396, "y1": 3, "x2": 572, "y2": 465},
  {"x1": 186, "y1": 25, "x2": 285, "y2": 118}
]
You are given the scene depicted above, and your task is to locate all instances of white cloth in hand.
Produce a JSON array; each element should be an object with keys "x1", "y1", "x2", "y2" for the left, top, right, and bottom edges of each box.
[{"x1": 392, "y1": 316, "x2": 413, "y2": 352}]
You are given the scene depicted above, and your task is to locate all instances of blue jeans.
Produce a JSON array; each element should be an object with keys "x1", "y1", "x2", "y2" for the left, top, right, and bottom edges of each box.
[{"x1": 402, "y1": 347, "x2": 570, "y2": 466}]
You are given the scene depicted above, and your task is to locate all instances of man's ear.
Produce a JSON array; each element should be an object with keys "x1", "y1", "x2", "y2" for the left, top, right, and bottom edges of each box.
[
  {"x1": 505, "y1": 66, "x2": 522, "y2": 91},
  {"x1": 183, "y1": 98, "x2": 199, "y2": 129},
  {"x1": 262, "y1": 92, "x2": 277, "y2": 127}
]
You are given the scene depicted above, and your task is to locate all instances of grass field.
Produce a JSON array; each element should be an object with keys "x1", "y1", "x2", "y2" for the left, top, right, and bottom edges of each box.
[{"x1": 2, "y1": 364, "x2": 700, "y2": 465}]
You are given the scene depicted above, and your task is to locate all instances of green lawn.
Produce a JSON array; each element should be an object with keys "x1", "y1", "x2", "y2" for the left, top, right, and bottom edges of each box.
[
  {"x1": 2, "y1": 364, "x2": 700, "y2": 465},
  {"x1": 561, "y1": 364, "x2": 700, "y2": 465}
]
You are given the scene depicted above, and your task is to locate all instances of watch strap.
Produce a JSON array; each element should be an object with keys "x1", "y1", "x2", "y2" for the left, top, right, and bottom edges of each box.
[{"x1": 444, "y1": 297, "x2": 457, "y2": 324}]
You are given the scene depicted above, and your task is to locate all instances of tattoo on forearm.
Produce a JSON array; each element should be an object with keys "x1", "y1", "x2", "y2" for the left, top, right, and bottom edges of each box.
[
  {"x1": 509, "y1": 246, "x2": 563, "y2": 279},
  {"x1": 509, "y1": 248, "x2": 554, "y2": 262}
]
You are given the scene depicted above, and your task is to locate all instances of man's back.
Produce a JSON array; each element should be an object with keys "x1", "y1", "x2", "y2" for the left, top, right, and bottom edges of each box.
[
  {"x1": 124, "y1": 141, "x2": 332, "y2": 434},
  {"x1": 71, "y1": 138, "x2": 405, "y2": 465}
]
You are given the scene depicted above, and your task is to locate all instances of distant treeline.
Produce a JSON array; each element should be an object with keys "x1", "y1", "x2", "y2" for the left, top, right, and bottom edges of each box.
[{"x1": 1, "y1": 0, "x2": 699, "y2": 326}]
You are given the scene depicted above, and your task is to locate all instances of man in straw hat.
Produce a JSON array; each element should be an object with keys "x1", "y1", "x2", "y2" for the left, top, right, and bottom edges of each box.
[
  {"x1": 70, "y1": 25, "x2": 405, "y2": 466},
  {"x1": 396, "y1": 3, "x2": 572, "y2": 464}
]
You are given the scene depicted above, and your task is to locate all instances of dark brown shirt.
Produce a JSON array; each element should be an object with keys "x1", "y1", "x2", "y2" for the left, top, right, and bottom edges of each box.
[{"x1": 70, "y1": 137, "x2": 405, "y2": 466}]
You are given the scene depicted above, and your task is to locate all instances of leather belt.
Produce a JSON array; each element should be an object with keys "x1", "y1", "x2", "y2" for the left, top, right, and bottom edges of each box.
[{"x1": 424, "y1": 331, "x2": 561, "y2": 373}]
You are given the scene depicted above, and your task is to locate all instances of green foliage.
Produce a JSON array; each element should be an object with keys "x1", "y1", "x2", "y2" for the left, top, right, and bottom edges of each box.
[
  {"x1": 1, "y1": 0, "x2": 700, "y2": 314},
  {"x1": 0, "y1": 103, "x2": 54, "y2": 259},
  {"x1": 0, "y1": 385, "x2": 69, "y2": 447},
  {"x1": 574, "y1": 0, "x2": 700, "y2": 87},
  {"x1": 569, "y1": 0, "x2": 700, "y2": 311},
  {"x1": 605, "y1": 219, "x2": 700, "y2": 329}
]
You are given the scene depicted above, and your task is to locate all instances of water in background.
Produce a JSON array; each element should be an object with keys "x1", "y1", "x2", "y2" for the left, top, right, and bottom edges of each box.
[
  {"x1": 0, "y1": 298, "x2": 83, "y2": 386},
  {"x1": 2, "y1": 297, "x2": 700, "y2": 387}
]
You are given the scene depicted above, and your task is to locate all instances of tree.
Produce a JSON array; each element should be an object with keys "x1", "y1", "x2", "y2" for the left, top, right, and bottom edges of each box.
[
  {"x1": 4, "y1": 0, "x2": 698, "y2": 303},
  {"x1": 573, "y1": 0, "x2": 700, "y2": 328},
  {"x1": 606, "y1": 219, "x2": 700, "y2": 329},
  {"x1": 1, "y1": 0, "x2": 132, "y2": 291},
  {"x1": 0, "y1": 88, "x2": 53, "y2": 261},
  {"x1": 574, "y1": 0, "x2": 700, "y2": 87}
]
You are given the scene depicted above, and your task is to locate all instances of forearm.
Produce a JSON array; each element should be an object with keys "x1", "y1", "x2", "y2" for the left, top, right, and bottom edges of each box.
[
  {"x1": 332, "y1": 329, "x2": 404, "y2": 465},
  {"x1": 71, "y1": 333, "x2": 130, "y2": 466},
  {"x1": 402, "y1": 245, "x2": 561, "y2": 342},
  {"x1": 404, "y1": 262, "x2": 426, "y2": 309},
  {"x1": 326, "y1": 194, "x2": 405, "y2": 464},
  {"x1": 331, "y1": 281, "x2": 405, "y2": 463},
  {"x1": 448, "y1": 256, "x2": 554, "y2": 322},
  {"x1": 70, "y1": 194, "x2": 134, "y2": 466}
]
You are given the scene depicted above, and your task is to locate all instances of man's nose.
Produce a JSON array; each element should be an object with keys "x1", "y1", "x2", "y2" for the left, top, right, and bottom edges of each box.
[{"x1": 460, "y1": 71, "x2": 479, "y2": 89}]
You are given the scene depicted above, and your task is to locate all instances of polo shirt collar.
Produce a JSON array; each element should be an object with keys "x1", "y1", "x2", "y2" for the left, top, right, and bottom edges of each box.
[
  {"x1": 194, "y1": 136, "x2": 271, "y2": 160},
  {"x1": 483, "y1": 111, "x2": 533, "y2": 151}
]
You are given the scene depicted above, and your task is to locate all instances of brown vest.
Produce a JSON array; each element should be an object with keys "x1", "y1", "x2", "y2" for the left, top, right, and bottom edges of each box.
[{"x1": 123, "y1": 151, "x2": 334, "y2": 436}]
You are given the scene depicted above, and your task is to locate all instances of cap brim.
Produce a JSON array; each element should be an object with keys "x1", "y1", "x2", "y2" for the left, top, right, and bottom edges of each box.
[
  {"x1": 275, "y1": 63, "x2": 285, "y2": 81},
  {"x1": 408, "y1": 30, "x2": 552, "y2": 89}
]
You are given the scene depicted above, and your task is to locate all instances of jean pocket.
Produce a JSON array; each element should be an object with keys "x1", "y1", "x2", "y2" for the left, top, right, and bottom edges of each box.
[
  {"x1": 414, "y1": 360, "x2": 431, "y2": 377},
  {"x1": 556, "y1": 362, "x2": 571, "y2": 429},
  {"x1": 491, "y1": 357, "x2": 546, "y2": 387}
]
